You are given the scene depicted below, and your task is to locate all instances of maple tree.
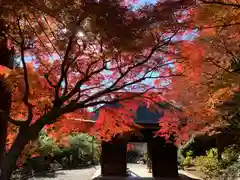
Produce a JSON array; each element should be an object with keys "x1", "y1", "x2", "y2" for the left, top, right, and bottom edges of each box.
[
  {"x1": 1, "y1": 0, "x2": 238, "y2": 177},
  {"x1": 161, "y1": 0, "x2": 240, "y2": 143},
  {"x1": 193, "y1": 0, "x2": 240, "y2": 132},
  {"x1": 0, "y1": 0, "x2": 197, "y2": 179}
]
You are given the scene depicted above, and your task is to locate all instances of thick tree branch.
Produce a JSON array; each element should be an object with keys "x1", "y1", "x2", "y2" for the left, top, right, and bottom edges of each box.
[
  {"x1": 60, "y1": 58, "x2": 109, "y2": 102},
  {"x1": 43, "y1": 74, "x2": 57, "y2": 88},
  {"x1": 61, "y1": 29, "x2": 177, "y2": 104},
  {"x1": 37, "y1": 24, "x2": 180, "y2": 125},
  {"x1": 62, "y1": 56, "x2": 82, "y2": 96},
  {"x1": 17, "y1": 16, "x2": 33, "y2": 124},
  {"x1": 78, "y1": 35, "x2": 176, "y2": 106},
  {"x1": 0, "y1": 110, "x2": 26, "y2": 126},
  {"x1": 62, "y1": 50, "x2": 89, "y2": 96},
  {"x1": 83, "y1": 87, "x2": 155, "y2": 108},
  {"x1": 54, "y1": 11, "x2": 89, "y2": 106},
  {"x1": 53, "y1": 34, "x2": 75, "y2": 106}
]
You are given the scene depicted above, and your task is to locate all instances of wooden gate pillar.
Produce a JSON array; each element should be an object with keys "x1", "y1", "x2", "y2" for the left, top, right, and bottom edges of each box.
[
  {"x1": 150, "y1": 137, "x2": 178, "y2": 178},
  {"x1": 101, "y1": 140, "x2": 127, "y2": 176}
]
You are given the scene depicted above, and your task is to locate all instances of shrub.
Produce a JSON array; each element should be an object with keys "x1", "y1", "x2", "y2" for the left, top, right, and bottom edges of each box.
[
  {"x1": 68, "y1": 133, "x2": 100, "y2": 164},
  {"x1": 194, "y1": 148, "x2": 221, "y2": 178},
  {"x1": 38, "y1": 130, "x2": 60, "y2": 155},
  {"x1": 38, "y1": 131, "x2": 100, "y2": 166},
  {"x1": 219, "y1": 161, "x2": 240, "y2": 180},
  {"x1": 180, "y1": 150, "x2": 194, "y2": 167},
  {"x1": 142, "y1": 152, "x2": 148, "y2": 164},
  {"x1": 221, "y1": 145, "x2": 239, "y2": 163},
  {"x1": 194, "y1": 146, "x2": 240, "y2": 180}
]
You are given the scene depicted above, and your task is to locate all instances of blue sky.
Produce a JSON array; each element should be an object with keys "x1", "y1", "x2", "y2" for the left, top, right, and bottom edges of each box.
[
  {"x1": 136, "y1": 0, "x2": 158, "y2": 5},
  {"x1": 132, "y1": 0, "x2": 157, "y2": 9}
]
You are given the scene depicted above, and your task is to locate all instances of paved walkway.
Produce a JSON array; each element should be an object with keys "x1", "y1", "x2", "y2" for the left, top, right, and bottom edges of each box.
[
  {"x1": 93, "y1": 164, "x2": 203, "y2": 180},
  {"x1": 128, "y1": 164, "x2": 203, "y2": 180},
  {"x1": 27, "y1": 164, "x2": 202, "y2": 180},
  {"x1": 128, "y1": 164, "x2": 152, "y2": 177},
  {"x1": 27, "y1": 166, "x2": 99, "y2": 180}
]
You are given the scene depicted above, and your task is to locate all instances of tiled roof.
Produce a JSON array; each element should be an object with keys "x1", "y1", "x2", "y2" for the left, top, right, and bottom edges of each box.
[{"x1": 91, "y1": 102, "x2": 170, "y2": 124}]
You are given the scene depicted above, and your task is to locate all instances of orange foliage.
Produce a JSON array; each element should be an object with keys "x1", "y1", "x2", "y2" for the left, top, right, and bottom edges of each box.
[
  {"x1": 160, "y1": 0, "x2": 240, "y2": 142},
  {"x1": 90, "y1": 107, "x2": 134, "y2": 141},
  {"x1": 0, "y1": 65, "x2": 11, "y2": 78},
  {"x1": 0, "y1": 0, "x2": 224, "y2": 173},
  {"x1": 179, "y1": 41, "x2": 205, "y2": 83}
]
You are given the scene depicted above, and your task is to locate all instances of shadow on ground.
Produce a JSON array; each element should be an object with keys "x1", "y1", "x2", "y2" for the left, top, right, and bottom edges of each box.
[
  {"x1": 179, "y1": 174, "x2": 202, "y2": 180},
  {"x1": 18, "y1": 165, "x2": 97, "y2": 179},
  {"x1": 33, "y1": 171, "x2": 65, "y2": 178},
  {"x1": 93, "y1": 176, "x2": 202, "y2": 180},
  {"x1": 93, "y1": 172, "x2": 203, "y2": 180},
  {"x1": 20, "y1": 171, "x2": 65, "y2": 179}
]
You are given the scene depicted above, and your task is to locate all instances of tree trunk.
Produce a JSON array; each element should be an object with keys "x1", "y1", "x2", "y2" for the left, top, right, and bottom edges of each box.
[
  {"x1": 0, "y1": 123, "x2": 42, "y2": 180},
  {"x1": 216, "y1": 134, "x2": 223, "y2": 161},
  {"x1": 0, "y1": 80, "x2": 11, "y2": 168},
  {"x1": 0, "y1": 128, "x2": 29, "y2": 180},
  {"x1": 0, "y1": 39, "x2": 14, "y2": 168},
  {"x1": 0, "y1": 86, "x2": 9, "y2": 167}
]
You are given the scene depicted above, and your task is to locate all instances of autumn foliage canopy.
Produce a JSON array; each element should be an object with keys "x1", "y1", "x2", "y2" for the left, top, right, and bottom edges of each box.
[
  {"x1": 0, "y1": 0, "x2": 239, "y2": 176},
  {"x1": 0, "y1": 0, "x2": 194, "y2": 143}
]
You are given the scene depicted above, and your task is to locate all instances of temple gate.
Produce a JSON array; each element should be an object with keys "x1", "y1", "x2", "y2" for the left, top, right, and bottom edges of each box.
[{"x1": 93, "y1": 104, "x2": 179, "y2": 179}]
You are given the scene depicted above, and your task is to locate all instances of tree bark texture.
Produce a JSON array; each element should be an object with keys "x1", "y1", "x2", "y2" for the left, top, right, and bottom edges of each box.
[
  {"x1": 0, "y1": 124, "x2": 42, "y2": 180},
  {"x1": 0, "y1": 39, "x2": 14, "y2": 169}
]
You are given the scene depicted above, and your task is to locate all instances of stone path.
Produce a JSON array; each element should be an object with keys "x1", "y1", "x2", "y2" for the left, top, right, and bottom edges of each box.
[
  {"x1": 128, "y1": 164, "x2": 152, "y2": 177},
  {"x1": 27, "y1": 166, "x2": 99, "y2": 180},
  {"x1": 28, "y1": 164, "x2": 202, "y2": 180},
  {"x1": 93, "y1": 164, "x2": 203, "y2": 180},
  {"x1": 129, "y1": 164, "x2": 203, "y2": 179},
  {"x1": 182, "y1": 167, "x2": 205, "y2": 179}
]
